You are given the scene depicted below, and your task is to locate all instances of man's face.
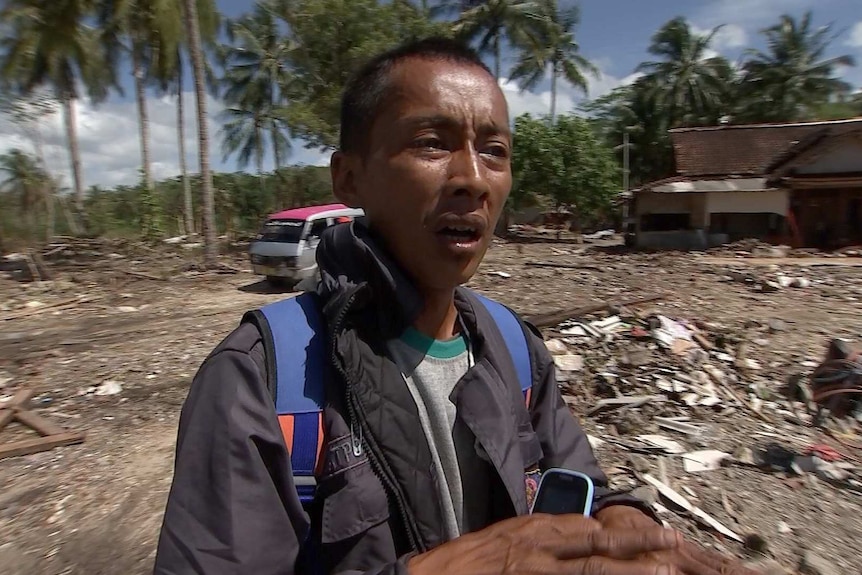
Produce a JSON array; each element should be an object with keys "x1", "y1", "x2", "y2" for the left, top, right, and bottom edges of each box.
[{"x1": 332, "y1": 58, "x2": 512, "y2": 293}]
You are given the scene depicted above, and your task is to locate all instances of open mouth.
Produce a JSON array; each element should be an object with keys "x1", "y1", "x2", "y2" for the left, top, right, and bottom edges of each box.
[{"x1": 436, "y1": 224, "x2": 482, "y2": 244}]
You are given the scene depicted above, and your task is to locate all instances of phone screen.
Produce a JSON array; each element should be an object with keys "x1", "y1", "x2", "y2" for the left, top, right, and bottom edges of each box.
[{"x1": 531, "y1": 470, "x2": 592, "y2": 516}]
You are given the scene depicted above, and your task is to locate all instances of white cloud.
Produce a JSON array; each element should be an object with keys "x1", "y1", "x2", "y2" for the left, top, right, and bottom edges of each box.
[
  {"x1": 712, "y1": 24, "x2": 748, "y2": 49},
  {"x1": 847, "y1": 22, "x2": 862, "y2": 48},
  {"x1": 694, "y1": 0, "x2": 837, "y2": 29},
  {"x1": 499, "y1": 68, "x2": 641, "y2": 119},
  {"x1": 690, "y1": 22, "x2": 748, "y2": 52},
  {"x1": 0, "y1": 92, "x2": 329, "y2": 189}
]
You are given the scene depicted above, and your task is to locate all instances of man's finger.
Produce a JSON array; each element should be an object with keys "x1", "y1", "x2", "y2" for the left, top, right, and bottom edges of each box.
[
  {"x1": 680, "y1": 542, "x2": 762, "y2": 575},
  {"x1": 549, "y1": 527, "x2": 681, "y2": 560},
  {"x1": 562, "y1": 555, "x2": 680, "y2": 575},
  {"x1": 644, "y1": 549, "x2": 723, "y2": 575}
]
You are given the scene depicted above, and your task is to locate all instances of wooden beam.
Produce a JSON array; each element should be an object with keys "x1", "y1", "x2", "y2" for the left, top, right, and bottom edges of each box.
[
  {"x1": 0, "y1": 409, "x2": 14, "y2": 433},
  {"x1": 4, "y1": 389, "x2": 34, "y2": 410},
  {"x1": 525, "y1": 294, "x2": 665, "y2": 329},
  {"x1": 14, "y1": 410, "x2": 66, "y2": 437},
  {"x1": 0, "y1": 431, "x2": 86, "y2": 461}
]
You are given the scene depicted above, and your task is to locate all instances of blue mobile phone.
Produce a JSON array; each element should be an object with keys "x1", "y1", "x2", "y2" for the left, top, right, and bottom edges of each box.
[{"x1": 529, "y1": 468, "x2": 595, "y2": 517}]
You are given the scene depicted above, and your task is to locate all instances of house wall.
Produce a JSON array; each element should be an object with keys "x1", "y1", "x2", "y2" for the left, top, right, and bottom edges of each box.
[
  {"x1": 635, "y1": 189, "x2": 789, "y2": 249},
  {"x1": 705, "y1": 190, "x2": 788, "y2": 215}
]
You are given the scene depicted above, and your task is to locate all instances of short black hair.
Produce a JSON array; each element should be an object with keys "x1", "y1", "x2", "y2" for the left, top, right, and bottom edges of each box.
[{"x1": 339, "y1": 36, "x2": 493, "y2": 155}]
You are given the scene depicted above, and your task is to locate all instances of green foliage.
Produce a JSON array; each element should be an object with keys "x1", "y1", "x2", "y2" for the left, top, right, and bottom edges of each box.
[
  {"x1": 509, "y1": 0, "x2": 597, "y2": 120},
  {"x1": 512, "y1": 113, "x2": 619, "y2": 226},
  {"x1": 274, "y1": 0, "x2": 451, "y2": 149},
  {"x1": 0, "y1": 149, "x2": 56, "y2": 245},
  {"x1": 446, "y1": 0, "x2": 538, "y2": 79},
  {"x1": 636, "y1": 17, "x2": 735, "y2": 128},
  {"x1": 735, "y1": 11, "x2": 855, "y2": 122}
]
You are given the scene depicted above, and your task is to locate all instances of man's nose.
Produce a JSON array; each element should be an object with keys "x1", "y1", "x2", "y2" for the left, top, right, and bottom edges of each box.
[{"x1": 446, "y1": 145, "x2": 490, "y2": 202}]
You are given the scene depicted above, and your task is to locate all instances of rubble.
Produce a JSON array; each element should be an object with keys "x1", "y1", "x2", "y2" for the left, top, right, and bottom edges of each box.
[{"x1": 2, "y1": 236, "x2": 861, "y2": 573}]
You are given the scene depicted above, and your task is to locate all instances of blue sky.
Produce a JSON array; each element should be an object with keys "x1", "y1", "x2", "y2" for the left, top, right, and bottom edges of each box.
[{"x1": 1, "y1": 0, "x2": 860, "y2": 188}]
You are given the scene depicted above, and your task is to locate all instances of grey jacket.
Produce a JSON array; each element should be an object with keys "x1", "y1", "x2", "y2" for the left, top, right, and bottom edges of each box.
[{"x1": 153, "y1": 223, "x2": 647, "y2": 575}]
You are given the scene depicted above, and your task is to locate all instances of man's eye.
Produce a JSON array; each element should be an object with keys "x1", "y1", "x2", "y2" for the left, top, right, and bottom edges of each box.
[
  {"x1": 414, "y1": 137, "x2": 445, "y2": 150},
  {"x1": 483, "y1": 144, "x2": 510, "y2": 158}
]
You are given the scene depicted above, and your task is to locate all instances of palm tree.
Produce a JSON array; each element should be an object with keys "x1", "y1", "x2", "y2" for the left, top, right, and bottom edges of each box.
[
  {"x1": 150, "y1": 0, "x2": 220, "y2": 236},
  {"x1": 97, "y1": 0, "x2": 184, "y2": 238},
  {"x1": 636, "y1": 17, "x2": 734, "y2": 128},
  {"x1": 220, "y1": 4, "x2": 293, "y2": 179},
  {"x1": 183, "y1": 0, "x2": 218, "y2": 266},
  {"x1": 0, "y1": 0, "x2": 108, "y2": 233},
  {"x1": 738, "y1": 12, "x2": 855, "y2": 123},
  {"x1": 220, "y1": 104, "x2": 291, "y2": 195},
  {"x1": 0, "y1": 149, "x2": 54, "y2": 242},
  {"x1": 445, "y1": 0, "x2": 540, "y2": 80},
  {"x1": 509, "y1": 0, "x2": 598, "y2": 122}
]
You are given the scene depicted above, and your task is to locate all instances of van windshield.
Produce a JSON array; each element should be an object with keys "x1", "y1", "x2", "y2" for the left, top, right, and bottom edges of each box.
[{"x1": 257, "y1": 219, "x2": 306, "y2": 242}]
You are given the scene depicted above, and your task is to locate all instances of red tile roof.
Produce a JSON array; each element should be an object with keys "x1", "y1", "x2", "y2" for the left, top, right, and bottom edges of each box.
[{"x1": 669, "y1": 118, "x2": 862, "y2": 177}]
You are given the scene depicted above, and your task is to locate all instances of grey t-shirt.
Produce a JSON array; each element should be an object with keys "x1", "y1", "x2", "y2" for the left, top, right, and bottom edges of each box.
[{"x1": 387, "y1": 327, "x2": 488, "y2": 540}]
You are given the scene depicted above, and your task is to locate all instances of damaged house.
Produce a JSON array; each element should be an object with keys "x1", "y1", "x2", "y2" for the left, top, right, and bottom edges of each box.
[{"x1": 628, "y1": 117, "x2": 862, "y2": 250}]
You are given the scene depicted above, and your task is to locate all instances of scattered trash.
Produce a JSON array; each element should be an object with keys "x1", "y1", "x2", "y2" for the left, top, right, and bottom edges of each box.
[
  {"x1": 544, "y1": 339, "x2": 569, "y2": 355},
  {"x1": 553, "y1": 354, "x2": 584, "y2": 372},
  {"x1": 637, "y1": 435, "x2": 686, "y2": 454},
  {"x1": 487, "y1": 271, "x2": 511, "y2": 279},
  {"x1": 94, "y1": 380, "x2": 123, "y2": 396},
  {"x1": 682, "y1": 450, "x2": 732, "y2": 473}
]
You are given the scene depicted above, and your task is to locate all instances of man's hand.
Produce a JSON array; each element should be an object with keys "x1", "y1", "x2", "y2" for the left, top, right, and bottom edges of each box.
[
  {"x1": 408, "y1": 513, "x2": 682, "y2": 575},
  {"x1": 595, "y1": 506, "x2": 763, "y2": 575}
]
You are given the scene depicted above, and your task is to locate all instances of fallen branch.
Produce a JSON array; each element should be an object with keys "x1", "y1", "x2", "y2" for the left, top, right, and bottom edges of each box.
[
  {"x1": 0, "y1": 295, "x2": 92, "y2": 322},
  {"x1": 122, "y1": 269, "x2": 167, "y2": 281},
  {"x1": 525, "y1": 262, "x2": 605, "y2": 272},
  {"x1": 526, "y1": 294, "x2": 665, "y2": 329}
]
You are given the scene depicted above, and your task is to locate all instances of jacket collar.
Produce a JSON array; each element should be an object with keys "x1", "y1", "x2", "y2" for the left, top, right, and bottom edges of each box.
[{"x1": 316, "y1": 222, "x2": 423, "y2": 339}]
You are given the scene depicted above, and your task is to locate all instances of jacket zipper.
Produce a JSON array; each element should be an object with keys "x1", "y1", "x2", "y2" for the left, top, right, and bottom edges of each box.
[{"x1": 328, "y1": 288, "x2": 425, "y2": 554}]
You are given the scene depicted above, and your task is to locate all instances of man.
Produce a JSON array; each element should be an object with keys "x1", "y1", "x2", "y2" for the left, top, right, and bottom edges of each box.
[{"x1": 155, "y1": 38, "x2": 759, "y2": 575}]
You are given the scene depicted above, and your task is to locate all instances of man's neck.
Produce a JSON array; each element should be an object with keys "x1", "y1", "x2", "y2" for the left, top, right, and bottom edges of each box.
[{"x1": 412, "y1": 288, "x2": 459, "y2": 341}]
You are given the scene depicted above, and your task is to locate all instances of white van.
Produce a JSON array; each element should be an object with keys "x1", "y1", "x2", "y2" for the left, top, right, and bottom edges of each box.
[{"x1": 249, "y1": 203, "x2": 365, "y2": 285}]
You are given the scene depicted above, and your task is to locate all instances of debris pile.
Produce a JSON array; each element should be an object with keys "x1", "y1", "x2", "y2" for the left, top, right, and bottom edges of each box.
[{"x1": 540, "y1": 298, "x2": 862, "y2": 566}]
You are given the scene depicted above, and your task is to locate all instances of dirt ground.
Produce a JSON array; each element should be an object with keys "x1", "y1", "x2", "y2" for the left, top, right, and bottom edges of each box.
[{"x1": 1, "y1": 237, "x2": 861, "y2": 574}]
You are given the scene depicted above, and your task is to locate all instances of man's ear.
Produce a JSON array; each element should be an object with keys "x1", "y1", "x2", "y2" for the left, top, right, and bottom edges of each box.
[{"x1": 331, "y1": 150, "x2": 362, "y2": 208}]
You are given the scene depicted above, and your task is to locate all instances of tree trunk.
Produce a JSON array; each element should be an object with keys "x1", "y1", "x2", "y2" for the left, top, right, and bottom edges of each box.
[
  {"x1": 550, "y1": 61, "x2": 557, "y2": 122},
  {"x1": 176, "y1": 58, "x2": 194, "y2": 236},
  {"x1": 133, "y1": 43, "x2": 158, "y2": 238},
  {"x1": 493, "y1": 33, "x2": 501, "y2": 80},
  {"x1": 184, "y1": 0, "x2": 218, "y2": 267},
  {"x1": 62, "y1": 96, "x2": 86, "y2": 234},
  {"x1": 257, "y1": 122, "x2": 266, "y2": 198}
]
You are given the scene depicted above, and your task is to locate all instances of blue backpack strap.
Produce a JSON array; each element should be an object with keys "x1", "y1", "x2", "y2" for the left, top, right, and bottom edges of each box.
[
  {"x1": 252, "y1": 293, "x2": 326, "y2": 506},
  {"x1": 470, "y1": 292, "x2": 534, "y2": 407}
]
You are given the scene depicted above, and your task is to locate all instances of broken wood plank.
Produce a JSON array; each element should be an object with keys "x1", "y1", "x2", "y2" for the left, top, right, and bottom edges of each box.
[
  {"x1": 642, "y1": 474, "x2": 742, "y2": 542},
  {"x1": 526, "y1": 295, "x2": 665, "y2": 329},
  {"x1": 692, "y1": 333, "x2": 713, "y2": 350},
  {"x1": 122, "y1": 269, "x2": 167, "y2": 281},
  {"x1": 587, "y1": 395, "x2": 668, "y2": 416},
  {"x1": 0, "y1": 431, "x2": 86, "y2": 460},
  {"x1": 654, "y1": 417, "x2": 707, "y2": 436},
  {"x1": 14, "y1": 410, "x2": 65, "y2": 437}
]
